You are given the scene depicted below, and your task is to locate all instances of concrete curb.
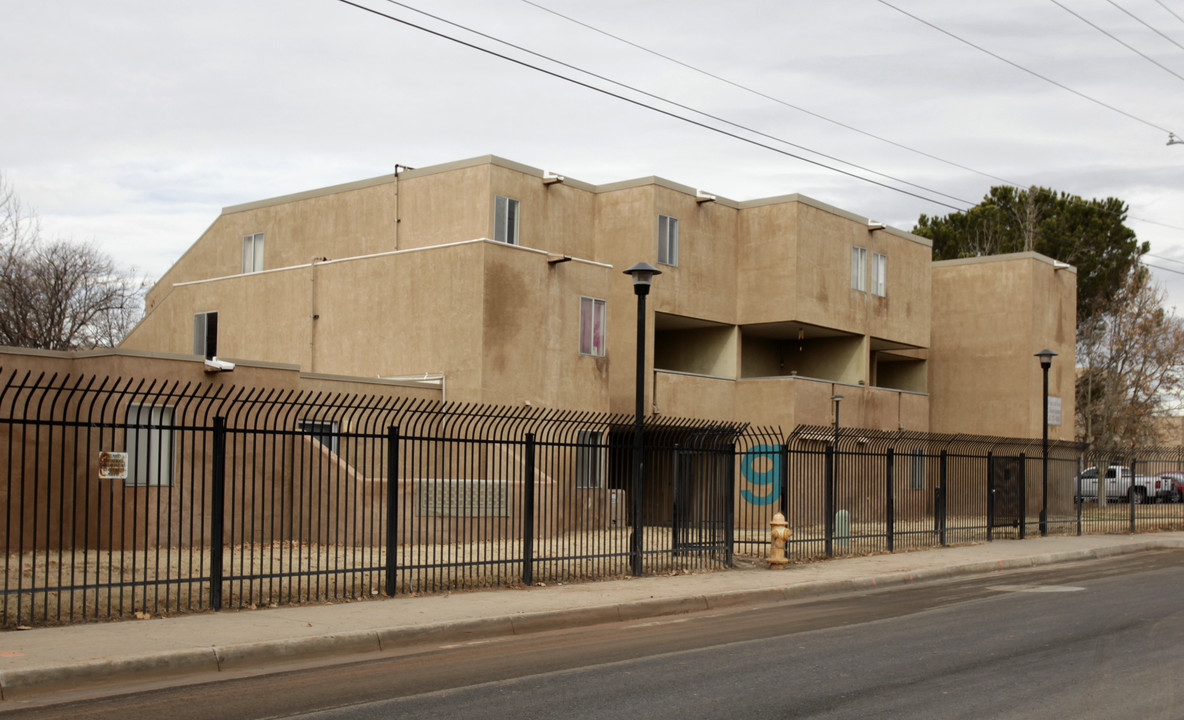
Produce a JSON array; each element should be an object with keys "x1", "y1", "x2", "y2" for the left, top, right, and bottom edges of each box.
[{"x1": 4, "y1": 539, "x2": 1179, "y2": 700}]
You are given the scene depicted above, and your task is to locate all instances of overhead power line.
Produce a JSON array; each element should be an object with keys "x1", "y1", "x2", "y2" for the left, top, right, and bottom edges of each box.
[
  {"x1": 1143, "y1": 260, "x2": 1184, "y2": 276},
  {"x1": 1107, "y1": 0, "x2": 1184, "y2": 52},
  {"x1": 519, "y1": 0, "x2": 1019, "y2": 190},
  {"x1": 1154, "y1": 0, "x2": 1184, "y2": 27},
  {"x1": 337, "y1": 0, "x2": 1184, "y2": 242},
  {"x1": 334, "y1": 0, "x2": 972, "y2": 210},
  {"x1": 520, "y1": 0, "x2": 1184, "y2": 241},
  {"x1": 876, "y1": 0, "x2": 1176, "y2": 137},
  {"x1": 1147, "y1": 252, "x2": 1184, "y2": 266},
  {"x1": 1050, "y1": 0, "x2": 1184, "y2": 85}
]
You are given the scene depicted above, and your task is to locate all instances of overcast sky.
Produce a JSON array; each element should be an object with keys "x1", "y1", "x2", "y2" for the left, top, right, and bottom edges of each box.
[{"x1": 4, "y1": 0, "x2": 1184, "y2": 308}]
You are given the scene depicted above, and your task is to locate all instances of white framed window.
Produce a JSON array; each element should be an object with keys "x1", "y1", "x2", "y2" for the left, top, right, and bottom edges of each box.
[
  {"x1": 494, "y1": 195, "x2": 519, "y2": 245},
  {"x1": 579, "y1": 296, "x2": 606, "y2": 357},
  {"x1": 658, "y1": 214, "x2": 679, "y2": 266},
  {"x1": 194, "y1": 311, "x2": 218, "y2": 359},
  {"x1": 126, "y1": 404, "x2": 175, "y2": 487},
  {"x1": 851, "y1": 246, "x2": 867, "y2": 292},
  {"x1": 872, "y1": 252, "x2": 887, "y2": 297},
  {"x1": 242, "y1": 232, "x2": 264, "y2": 273},
  {"x1": 575, "y1": 429, "x2": 606, "y2": 489},
  {"x1": 910, "y1": 449, "x2": 925, "y2": 490},
  {"x1": 300, "y1": 419, "x2": 340, "y2": 455}
]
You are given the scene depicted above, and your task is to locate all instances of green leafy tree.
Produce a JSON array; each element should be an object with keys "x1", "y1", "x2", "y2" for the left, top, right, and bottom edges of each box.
[{"x1": 914, "y1": 186, "x2": 1148, "y2": 324}]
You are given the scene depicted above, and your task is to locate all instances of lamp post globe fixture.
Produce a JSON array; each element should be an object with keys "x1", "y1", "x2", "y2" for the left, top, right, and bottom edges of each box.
[
  {"x1": 623, "y1": 262, "x2": 661, "y2": 576},
  {"x1": 1035, "y1": 349, "x2": 1057, "y2": 537}
]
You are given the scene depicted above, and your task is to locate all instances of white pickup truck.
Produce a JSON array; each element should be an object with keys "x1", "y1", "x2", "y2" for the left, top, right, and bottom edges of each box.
[{"x1": 1076, "y1": 466, "x2": 1172, "y2": 503}]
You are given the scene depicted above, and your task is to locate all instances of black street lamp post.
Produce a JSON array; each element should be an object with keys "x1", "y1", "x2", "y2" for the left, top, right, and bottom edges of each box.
[
  {"x1": 1035, "y1": 349, "x2": 1057, "y2": 537},
  {"x1": 624, "y1": 262, "x2": 660, "y2": 576}
]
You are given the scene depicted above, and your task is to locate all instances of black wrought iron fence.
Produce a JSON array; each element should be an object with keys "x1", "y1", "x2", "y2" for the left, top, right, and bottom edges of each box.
[
  {"x1": 11, "y1": 368, "x2": 1184, "y2": 630},
  {"x1": 0, "y1": 370, "x2": 756, "y2": 628},
  {"x1": 734, "y1": 427, "x2": 1088, "y2": 561}
]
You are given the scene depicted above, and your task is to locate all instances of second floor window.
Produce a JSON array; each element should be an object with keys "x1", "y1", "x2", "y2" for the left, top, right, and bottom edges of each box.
[
  {"x1": 658, "y1": 214, "x2": 679, "y2": 266},
  {"x1": 194, "y1": 311, "x2": 218, "y2": 359},
  {"x1": 242, "y1": 232, "x2": 264, "y2": 273},
  {"x1": 580, "y1": 296, "x2": 606, "y2": 357},
  {"x1": 851, "y1": 246, "x2": 867, "y2": 292},
  {"x1": 495, "y1": 195, "x2": 519, "y2": 245},
  {"x1": 872, "y1": 252, "x2": 887, "y2": 297}
]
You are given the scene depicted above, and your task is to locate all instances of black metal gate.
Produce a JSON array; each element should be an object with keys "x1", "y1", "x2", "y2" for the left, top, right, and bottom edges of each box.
[
  {"x1": 671, "y1": 429, "x2": 736, "y2": 561},
  {"x1": 988, "y1": 455, "x2": 1026, "y2": 539}
]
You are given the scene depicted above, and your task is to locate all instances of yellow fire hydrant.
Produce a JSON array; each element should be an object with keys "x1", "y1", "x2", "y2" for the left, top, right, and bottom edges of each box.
[{"x1": 768, "y1": 512, "x2": 791, "y2": 569}]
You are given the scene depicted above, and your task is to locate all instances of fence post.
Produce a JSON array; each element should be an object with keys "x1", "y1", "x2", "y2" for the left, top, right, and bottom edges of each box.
[
  {"x1": 671, "y1": 444, "x2": 682, "y2": 554},
  {"x1": 725, "y1": 443, "x2": 736, "y2": 567},
  {"x1": 1129, "y1": 458, "x2": 1138, "y2": 534},
  {"x1": 385, "y1": 426, "x2": 399, "y2": 598},
  {"x1": 779, "y1": 444, "x2": 789, "y2": 519},
  {"x1": 1076, "y1": 455, "x2": 1083, "y2": 537},
  {"x1": 522, "y1": 433, "x2": 536, "y2": 586},
  {"x1": 986, "y1": 451, "x2": 995, "y2": 542},
  {"x1": 210, "y1": 416, "x2": 226, "y2": 612},
  {"x1": 886, "y1": 448, "x2": 895, "y2": 553},
  {"x1": 1019, "y1": 452, "x2": 1027, "y2": 540},
  {"x1": 825, "y1": 444, "x2": 835, "y2": 558},
  {"x1": 939, "y1": 450, "x2": 947, "y2": 546}
]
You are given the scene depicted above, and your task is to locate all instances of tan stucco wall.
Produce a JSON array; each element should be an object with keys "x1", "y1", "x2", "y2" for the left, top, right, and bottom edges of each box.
[
  {"x1": 477, "y1": 242, "x2": 613, "y2": 409},
  {"x1": 929, "y1": 253, "x2": 1076, "y2": 439},
  {"x1": 127, "y1": 156, "x2": 1065, "y2": 442},
  {"x1": 655, "y1": 370, "x2": 930, "y2": 432},
  {"x1": 126, "y1": 240, "x2": 615, "y2": 412},
  {"x1": 654, "y1": 325, "x2": 738, "y2": 377},
  {"x1": 146, "y1": 177, "x2": 399, "y2": 310}
]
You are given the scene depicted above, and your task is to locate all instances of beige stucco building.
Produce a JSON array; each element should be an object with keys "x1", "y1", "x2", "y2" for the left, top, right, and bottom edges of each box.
[{"x1": 121, "y1": 155, "x2": 1076, "y2": 441}]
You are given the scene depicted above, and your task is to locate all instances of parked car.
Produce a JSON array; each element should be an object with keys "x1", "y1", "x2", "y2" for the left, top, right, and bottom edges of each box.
[
  {"x1": 1076, "y1": 466, "x2": 1173, "y2": 503},
  {"x1": 1157, "y1": 472, "x2": 1184, "y2": 503}
]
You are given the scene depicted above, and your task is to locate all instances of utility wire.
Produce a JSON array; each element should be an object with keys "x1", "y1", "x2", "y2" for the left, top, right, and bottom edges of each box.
[
  {"x1": 370, "y1": 0, "x2": 972, "y2": 206},
  {"x1": 520, "y1": 0, "x2": 1019, "y2": 190},
  {"x1": 1143, "y1": 260, "x2": 1184, "y2": 276},
  {"x1": 340, "y1": 0, "x2": 1184, "y2": 241},
  {"x1": 877, "y1": 0, "x2": 1176, "y2": 136},
  {"x1": 1134, "y1": 216, "x2": 1184, "y2": 232},
  {"x1": 521, "y1": 0, "x2": 1184, "y2": 240},
  {"x1": 1051, "y1": 0, "x2": 1184, "y2": 84},
  {"x1": 1106, "y1": 0, "x2": 1184, "y2": 52},
  {"x1": 1154, "y1": 0, "x2": 1184, "y2": 27},
  {"x1": 335, "y1": 0, "x2": 972, "y2": 210}
]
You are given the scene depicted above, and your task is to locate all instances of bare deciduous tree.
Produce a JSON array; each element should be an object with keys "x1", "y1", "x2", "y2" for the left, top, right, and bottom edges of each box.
[
  {"x1": 1077, "y1": 268, "x2": 1184, "y2": 448},
  {"x1": 0, "y1": 174, "x2": 144, "y2": 350}
]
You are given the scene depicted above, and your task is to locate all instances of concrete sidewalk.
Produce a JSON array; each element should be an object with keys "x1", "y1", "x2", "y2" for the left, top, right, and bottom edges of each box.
[{"x1": 3, "y1": 533, "x2": 1182, "y2": 702}]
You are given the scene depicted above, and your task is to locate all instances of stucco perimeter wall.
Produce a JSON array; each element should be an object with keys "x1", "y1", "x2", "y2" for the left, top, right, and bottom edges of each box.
[
  {"x1": 146, "y1": 177, "x2": 399, "y2": 310},
  {"x1": 0, "y1": 347, "x2": 442, "y2": 400},
  {"x1": 929, "y1": 253, "x2": 1076, "y2": 440}
]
